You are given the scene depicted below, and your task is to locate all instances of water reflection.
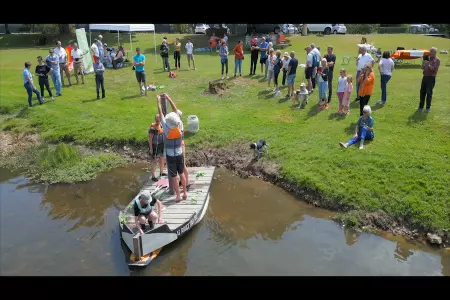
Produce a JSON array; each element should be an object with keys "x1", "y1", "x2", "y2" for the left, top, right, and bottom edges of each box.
[
  {"x1": 206, "y1": 169, "x2": 332, "y2": 245},
  {"x1": 343, "y1": 228, "x2": 361, "y2": 247},
  {"x1": 395, "y1": 242, "x2": 414, "y2": 262},
  {"x1": 39, "y1": 164, "x2": 149, "y2": 232},
  {"x1": 442, "y1": 252, "x2": 450, "y2": 276}
]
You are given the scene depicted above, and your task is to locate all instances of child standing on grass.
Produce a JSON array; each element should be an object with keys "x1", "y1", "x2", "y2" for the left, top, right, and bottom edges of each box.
[
  {"x1": 93, "y1": 60, "x2": 105, "y2": 99},
  {"x1": 336, "y1": 68, "x2": 347, "y2": 114},
  {"x1": 342, "y1": 75, "x2": 353, "y2": 115},
  {"x1": 317, "y1": 58, "x2": 329, "y2": 110}
]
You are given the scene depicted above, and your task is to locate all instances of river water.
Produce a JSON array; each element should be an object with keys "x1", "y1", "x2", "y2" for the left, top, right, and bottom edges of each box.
[{"x1": 0, "y1": 166, "x2": 448, "y2": 276}]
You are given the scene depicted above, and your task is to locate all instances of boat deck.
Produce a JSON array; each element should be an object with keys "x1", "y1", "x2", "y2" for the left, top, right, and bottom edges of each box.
[{"x1": 120, "y1": 167, "x2": 215, "y2": 233}]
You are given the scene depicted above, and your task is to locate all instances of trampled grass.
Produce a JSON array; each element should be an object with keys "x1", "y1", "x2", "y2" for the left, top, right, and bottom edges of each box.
[{"x1": 1, "y1": 33, "x2": 449, "y2": 230}]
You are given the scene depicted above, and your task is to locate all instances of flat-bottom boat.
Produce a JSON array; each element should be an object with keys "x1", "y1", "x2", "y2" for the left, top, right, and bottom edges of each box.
[{"x1": 118, "y1": 166, "x2": 215, "y2": 267}]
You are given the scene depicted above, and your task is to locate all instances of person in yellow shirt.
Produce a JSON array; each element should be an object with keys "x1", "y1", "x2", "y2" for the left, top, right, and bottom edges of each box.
[{"x1": 174, "y1": 38, "x2": 181, "y2": 71}]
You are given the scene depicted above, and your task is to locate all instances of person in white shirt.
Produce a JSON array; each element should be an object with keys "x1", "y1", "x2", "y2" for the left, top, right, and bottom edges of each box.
[
  {"x1": 355, "y1": 46, "x2": 374, "y2": 100},
  {"x1": 378, "y1": 51, "x2": 394, "y2": 105},
  {"x1": 185, "y1": 38, "x2": 196, "y2": 70},
  {"x1": 305, "y1": 46, "x2": 314, "y2": 92},
  {"x1": 54, "y1": 40, "x2": 72, "y2": 86},
  {"x1": 97, "y1": 35, "x2": 104, "y2": 60},
  {"x1": 265, "y1": 49, "x2": 276, "y2": 91},
  {"x1": 71, "y1": 42, "x2": 88, "y2": 84},
  {"x1": 91, "y1": 39, "x2": 100, "y2": 63},
  {"x1": 310, "y1": 43, "x2": 321, "y2": 90},
  {"x1": 281, "y1": 52, "x2": 291, "y2": 87}
]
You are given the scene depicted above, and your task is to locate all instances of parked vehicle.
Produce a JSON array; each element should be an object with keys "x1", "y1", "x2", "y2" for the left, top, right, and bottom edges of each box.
[
  {"x1": 299, "y1": 24, "x2": 334, "y2": 35},
  {"x1": 195, "y1": 24, "x2": 209, "y2": 34},
  {"x1": 332, "y1": 24, "x2": 347, "y2": 34},
  {"x1": 247, "y1": 24, "x2": 283, "y2": 35},
  {"x1": 284, "y1": 24, "x2": 299, "y2": 34},
  {"x1": 206, "y1": 24, "x2": 229, "y2": 37}
]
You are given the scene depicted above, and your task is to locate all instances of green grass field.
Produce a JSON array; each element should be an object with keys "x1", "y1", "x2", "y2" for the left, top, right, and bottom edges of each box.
[{"x1": 1, "y1": 33, "x2": 449, "y2": 230}]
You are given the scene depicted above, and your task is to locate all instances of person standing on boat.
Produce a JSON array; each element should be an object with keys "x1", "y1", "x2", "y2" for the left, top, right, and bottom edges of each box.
[
  {"x1": 134, "y1": 192, "x2": 163, "y2": 234},
  {"x1": 157, "y1": 94, "x2": 188, "y2": 202},
  {"x1": 148, "y1": 114, "x2": 167, "y2": 182}
]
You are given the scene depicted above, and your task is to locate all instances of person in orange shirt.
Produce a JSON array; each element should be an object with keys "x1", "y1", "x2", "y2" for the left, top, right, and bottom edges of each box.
[
  {"x1": 233, "y1": 40, "x2": 244, "y2": 77},
  {"x1": 357, "y1": 64, "x2": 375, "y2": 116}
]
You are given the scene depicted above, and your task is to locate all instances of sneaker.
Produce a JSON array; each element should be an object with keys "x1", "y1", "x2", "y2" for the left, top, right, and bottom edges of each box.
[
  {"x1": 226, "y1": 76, "x2": 229, "y2": 79},
  {"x1": 194, "y1": 68, "x2": 197, "y2": 70},
  {"x1": 266, "y1": 87, "x2": 271, "y2": 92},
  {"x1": 346, "y1": 111, "x2": 350, "y2": 116},
  {"x1": 151, "y1": 176, "x2": 158, "y2": 182},
  {"x1": 339, "y1": 142, "x2": 348, "y2": 148},
  {"x1": 318, "y1": 104, "x2": 323, "y2": 110},
  {"x1": 417, "y1": 107, "x2": 423, "y2": 111},
  {"x1": 221, "y1": 76, "x2": 224, "y2": 80},
  {"x1": 274, "y1": 90, "x2": 280, "y2": 96},
  {"x1": 425, "y1": 108, "x2": 430, "y2": 113},
  {"x1": 239, "y1": 74, "x2": 242, "y2": 76},
  {"x1": 160, "y1": 172, "x2": 167, "y2": 176},
  {"x1": 273, "y1": 88, "x2": 277, "y2": 92},
  {"x1": 359, "y1": 145, "x2": 364, "y2": 150},
  {"x1": 51, "y1": 96, "x2": 54, "y2": 102},
  {"x1": 378, "y1": 100, "x2": 386, "y2": 105},
  {"x1": 42, "y1": 97, "x2": 45, "y2": 102},
  {"x1": 234, "y1": 74, "x2": 236, "y2": 77},
  {"x1": 324, "y1": 104, "x2": 329, "y2": 110},
  {"x1": 285, "y1": 94, "x2": 291, "y2": 98}
]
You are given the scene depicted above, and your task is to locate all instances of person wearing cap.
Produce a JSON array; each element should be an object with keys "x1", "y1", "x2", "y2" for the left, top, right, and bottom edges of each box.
[
  {"x1": 259, "y1": 37, "x2": 269, "y2": 75},
  {"x1": 156, "y1": 94, "x2": 188, "y2": 202},
  {"x1": 46, "y1": 47, "x2": 62, "y2": 96},
  {"x1": 54, "y1": 41, "x2": 72, "y2": 87},
  {"x1": 97, "y1": 35, "x2": 104, "y2": 61},
  {"x1": 23, "y1": 61, "x2": 44, "y2": 107},
  {"x1": 35, "y1": 56, "x2": 54, "y2": 103},
  {"x1": 134, "y1": 192, "x2": 163, "y2": 234},
  {"x1": 286, "y1": 51, "x2": 298, "y2": 98},
  {"x1": 281, "y1": 52, "x2": 291, "y2": 87},
  {"x1": 293, "y1": 82, "x2": 309, "y2": 108},
  {"x1": 133, "y1": 47, "x2": 148, "y2": 96},
  {"x1": 165, "y1": 96, "x2": 190, "y2": 189}
]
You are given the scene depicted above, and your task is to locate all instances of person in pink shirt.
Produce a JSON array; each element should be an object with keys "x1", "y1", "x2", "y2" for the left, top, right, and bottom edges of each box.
[{"x1": 342, "y1": 75, "x2": 353, "y2": 116}]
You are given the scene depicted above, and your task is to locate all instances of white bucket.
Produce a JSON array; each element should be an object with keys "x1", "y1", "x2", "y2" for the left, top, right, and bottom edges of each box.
[{"x1": 187, "y1": 115, "x2": 199, "y2": 133}]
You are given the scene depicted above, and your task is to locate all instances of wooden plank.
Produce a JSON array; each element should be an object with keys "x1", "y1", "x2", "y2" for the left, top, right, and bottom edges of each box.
[
  {"x1": 162, "y1": 218, "x2": 189, "y2": 224},
  {"x1": 161, "y1": 213, "x2": 193, "y2": 218}
]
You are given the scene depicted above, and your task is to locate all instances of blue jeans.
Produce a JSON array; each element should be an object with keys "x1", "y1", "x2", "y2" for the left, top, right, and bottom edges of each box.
[
  {"x1": 355, "y1": 70, "x2": 361, "y2": 98},
  {"x1": 380, "y1": 74, "x2": 391, "y2": 102},
  {"x1": 24, "y1": 83, "x2": 42, "y2": 107},
  {"x1": 234, "y1": 59, "x2": 242, "y2": 75},
  {"x1": 50, "y1": 71, "x2": 62, "y2": 94},
  {"x1": 347, "y1": 126, "x2": 374, "y2": 146},
  {"x1": 318, "y1": 81, "x2": 328, "y2": 100}
]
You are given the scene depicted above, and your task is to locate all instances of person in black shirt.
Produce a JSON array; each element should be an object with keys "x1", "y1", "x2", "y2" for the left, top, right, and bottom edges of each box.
[
  {"x1": 324, "y1": 46, "x2": 336, "y2": 104},
  {"x1": 249, "y1": 38, "x2": 259, "y2": 75},
  {"x1": 286, "y1": 51, "x2": 299, "y2": 98},
  {"x1": 35, "y1": 56, "x2": 54, "y2": 102},
  {"x1": 160, "y1": 40, "x2": 170, "y2": 72}
]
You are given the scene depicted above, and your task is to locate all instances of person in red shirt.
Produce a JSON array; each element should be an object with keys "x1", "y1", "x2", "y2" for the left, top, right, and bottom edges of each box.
[{"x1": 233, "y1": 40, "x2": 244, "y2": 77}]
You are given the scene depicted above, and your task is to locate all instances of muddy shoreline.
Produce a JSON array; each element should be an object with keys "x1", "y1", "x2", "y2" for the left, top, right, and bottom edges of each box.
[{"x1": 1, "y1": 130, "x2": 449, "y2": 248}]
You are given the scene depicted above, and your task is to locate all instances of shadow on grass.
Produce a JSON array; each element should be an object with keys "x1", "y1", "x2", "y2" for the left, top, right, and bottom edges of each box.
[
  {"x1": 350, "y1": 99, "x2": 360, "y2": 109},
  {"x1": 407, "y1": 110, "x2": 428, "y2": 125},
  {"x1": 82, "y1": 98, "x2": 99, "y2": 103},
  {"x1": 278, "y1": 96, "x2": 289, "y2": 103},
  {"x1": 183, "y1": 131, "x2": 197, "y2": 141},
  {"x1": 370, "y1": 102, "x2": 384, "y2": 112},
  {"x1": 328, "y1": 112, "x2": 346, "y2": 121},
  {"x1": 305, "y1": 103, "x2": 319, "y2": 119},
  {"x1": 121, "y1": 94, "x2": 142, "y2": 100},
  {"x1": 344, "y1": 122, "x2": 358, "y2": 135}
]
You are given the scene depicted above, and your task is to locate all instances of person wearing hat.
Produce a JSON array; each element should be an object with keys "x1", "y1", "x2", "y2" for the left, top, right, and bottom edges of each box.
[
  {"x1": 133, "y1": 191, "x2": 163, "y2": 234},
  {"x1": 157, "y1": 94, "x2": 188, "y2": 202},
  {"x1": 293, "y1": 82, "x2": 309, "y2": 108},
  {"x1": 281, "y1": 52, "x2": 291, "y2": 87},
  {"x1": 45, "y1": 47, "x2": 62, "y2": 96},
  {"x1": 133, "y1": 47, "x2": 147, "y2": 96}
]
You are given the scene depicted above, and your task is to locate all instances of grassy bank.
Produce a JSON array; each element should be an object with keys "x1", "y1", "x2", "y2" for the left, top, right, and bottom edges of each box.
[
  {"x1": 1, "y1": 33, "x2": 449, "y2": 231},
  {"x1": 0, "y1": 140, "x2": 127, "y2": 184}
]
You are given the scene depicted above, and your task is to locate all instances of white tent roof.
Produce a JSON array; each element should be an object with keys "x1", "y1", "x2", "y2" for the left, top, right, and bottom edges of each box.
[{"x1": 89, "y1": 24, "x2": 155, "y2": 32}]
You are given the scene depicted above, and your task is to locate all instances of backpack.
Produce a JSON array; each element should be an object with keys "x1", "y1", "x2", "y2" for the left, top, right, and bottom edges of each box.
[
  {"x1": 312, "y1": 52, "x2": 320, "y2": 68},
  {"x1": 277, "y1": 58, "x2": 283, "y2": 69}
]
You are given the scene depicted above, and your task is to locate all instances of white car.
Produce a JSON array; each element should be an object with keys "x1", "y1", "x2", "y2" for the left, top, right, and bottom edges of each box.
[
  {"x1": 299, "y1": 24, "x2": 333, "y2": 35},
  {"x1": 195, "y1": 24, "x2": 209, "y2": 34},
  {"x1": 285, "y1": 24, "x2": 298, "y2": 34},
  {"x1": 332, "y1": 24, "x2": 346, "y2": 34}
]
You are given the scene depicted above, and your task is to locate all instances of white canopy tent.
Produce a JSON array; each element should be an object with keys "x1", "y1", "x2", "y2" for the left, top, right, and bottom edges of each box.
[{"x1": 88, "y1": 24, "x2": 157, "y2": 63}]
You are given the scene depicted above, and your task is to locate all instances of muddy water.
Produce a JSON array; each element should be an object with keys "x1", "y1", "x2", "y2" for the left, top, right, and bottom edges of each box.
[{"x1": 1, "y1": 166, "x2": 449, "y2": 276}]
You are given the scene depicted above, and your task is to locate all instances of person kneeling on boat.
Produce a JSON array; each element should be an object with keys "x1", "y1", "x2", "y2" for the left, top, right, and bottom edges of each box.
[{"x1": 134, "y1": 192, "x2": 163, "y2": 234}]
